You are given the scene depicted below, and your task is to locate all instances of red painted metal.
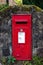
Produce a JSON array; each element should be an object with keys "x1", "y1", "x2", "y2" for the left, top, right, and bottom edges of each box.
[{"x1": 12, "y1": 14, "x2": 32, "y2": 60}]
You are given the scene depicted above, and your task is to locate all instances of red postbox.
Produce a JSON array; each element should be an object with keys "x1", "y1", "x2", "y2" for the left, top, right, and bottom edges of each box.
[{"x1": 12, "y1": 14, "x2": 32, "y2": 60}]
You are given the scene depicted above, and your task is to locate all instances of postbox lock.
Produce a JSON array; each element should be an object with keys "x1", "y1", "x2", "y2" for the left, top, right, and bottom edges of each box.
[{"x1": 20, "y1": 28, "x2": 23, "y2": 32}]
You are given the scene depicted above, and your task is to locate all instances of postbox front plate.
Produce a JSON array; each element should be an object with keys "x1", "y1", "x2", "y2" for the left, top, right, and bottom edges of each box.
[{"x1": 12, "y1": 14, "x2": 32, "y2": 60}]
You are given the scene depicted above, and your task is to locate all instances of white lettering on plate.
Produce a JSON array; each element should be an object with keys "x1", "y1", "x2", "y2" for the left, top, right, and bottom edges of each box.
[{"x1": 18, "y1": 32, "x2": 25, "y2": 43}]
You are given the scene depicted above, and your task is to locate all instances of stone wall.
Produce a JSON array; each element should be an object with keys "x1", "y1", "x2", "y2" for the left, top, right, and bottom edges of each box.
[{"x1": 0, "y1": 6, "x2": 43, "y2": 58}]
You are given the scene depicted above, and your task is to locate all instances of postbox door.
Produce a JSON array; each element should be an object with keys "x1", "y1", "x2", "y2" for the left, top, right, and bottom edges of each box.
[{"x1": 12, "y1": 15, "x2": 32, "y2": 60}]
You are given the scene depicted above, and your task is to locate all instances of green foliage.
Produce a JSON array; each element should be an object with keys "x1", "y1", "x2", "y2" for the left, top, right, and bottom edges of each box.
[
  {"x1": 24, "y1": 61, "x2": 32, "y2": 65},
  {"x1": 23, "y1": 56, "x2": 43, "y2": 65},
  {"x1": 1, "y1": 57, "x2": 7, "y2": 65},
  {"x1": 1, "y1": 56, "x2": 16, "y2": 65},
  {"x1": 7, "y1": 56, "x2": 16, "y2": 64},
  {"x1": 33, "y1": 56, "x2": 43, "y2": 65},
  {"x1": 0, "y1": 4, "x2": 9, "y2": 11},
  {"x1": 1, "y1": 56, "x2": 43, "y2": 65},
  {"x1": 34, "y1": 0, "x2": 43, "y2": 9},
  {"x1": 13, "y1": 0, "x2": 22, "y2": 5},
  {"x1": 1, "y1": 57, "x2": 6, "y2": 63},
  {"x1": 23, "y1": 0, "x2": 35, "y2": 5},
  {"x1": 23, "y1": 0, "x2": 43, "y2": 9},
  {"x1": 0, "y1": 5, "x2": 12, "y2": 17}
]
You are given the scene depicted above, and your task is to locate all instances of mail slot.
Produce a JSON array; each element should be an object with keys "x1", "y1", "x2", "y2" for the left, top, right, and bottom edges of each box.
[
  {"x1": 12, "y1": 14, "x2": 32, "y2": 60},
  {"x1": 16, "y1": 21, "x2": 27, "y2": 24}
]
